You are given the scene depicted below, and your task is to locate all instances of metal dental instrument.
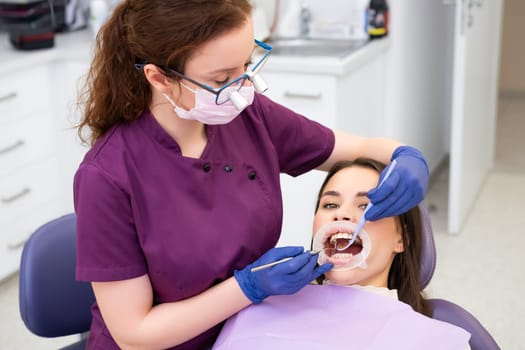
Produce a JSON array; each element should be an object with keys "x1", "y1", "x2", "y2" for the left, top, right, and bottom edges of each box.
[
  {"x1": 250, "y1": 250, "x2": 322, "y2": 272},
  {"x1": 335, "y1": 159, "x2": 398, "y2": 252}
]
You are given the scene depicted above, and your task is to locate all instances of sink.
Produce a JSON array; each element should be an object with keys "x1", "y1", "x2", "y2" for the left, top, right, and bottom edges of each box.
[{"x1": 267, "y1": 38, "x2": 368, "y2": 58}]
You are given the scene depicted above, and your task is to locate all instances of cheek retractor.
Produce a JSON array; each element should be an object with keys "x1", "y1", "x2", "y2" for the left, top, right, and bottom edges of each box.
[{"x1": 312, "y1": 221, "x2": 371, "y2": 271}]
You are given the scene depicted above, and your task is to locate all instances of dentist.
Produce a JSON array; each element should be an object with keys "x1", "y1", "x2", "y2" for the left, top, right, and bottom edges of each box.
[{"x1": 74, "y1": 1, "x2": 430, "y2": 349}]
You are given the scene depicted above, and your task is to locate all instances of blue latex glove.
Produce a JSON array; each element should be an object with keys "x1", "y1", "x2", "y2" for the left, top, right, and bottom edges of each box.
[
  {"x1": 234, "y1": 246, "x2": 333, "y2": 304},
  {"x1": 365, "y1": 145, "x2": 429, "y2": 220}
]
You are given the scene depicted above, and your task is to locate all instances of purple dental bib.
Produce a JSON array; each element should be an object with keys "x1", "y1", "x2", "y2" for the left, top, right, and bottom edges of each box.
[{"x1": 213, "y1": 284, "x2": 470, "y2": 350}]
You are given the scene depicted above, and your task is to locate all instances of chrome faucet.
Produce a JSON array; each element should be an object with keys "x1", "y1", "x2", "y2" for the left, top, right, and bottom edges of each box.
[{"x1": 299, "y1": 1, "x2": 311, "y2": 37}]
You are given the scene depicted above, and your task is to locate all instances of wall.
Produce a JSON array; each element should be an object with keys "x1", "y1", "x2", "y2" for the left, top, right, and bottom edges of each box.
[
  {"x1": 252, "y1": 0, "x2": 362, "y2": 39},
  {"x1": 383, "y1": 1, "x2": 455, "y2": 173},
  {"x1": 499, "y1": 0, "x2": 525, "y2": 95},
  {"x1": 255, "y1": 0, "x2": 456, "y2": 173}
]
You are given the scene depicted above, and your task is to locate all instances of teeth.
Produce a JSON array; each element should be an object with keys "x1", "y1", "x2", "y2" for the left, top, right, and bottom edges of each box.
[
  {"x1": 331, "y1": 253, "x2": 354, "y2": 260},
  {"x1": 329, "y1": 232, "x2": 353, "y2": 245}
]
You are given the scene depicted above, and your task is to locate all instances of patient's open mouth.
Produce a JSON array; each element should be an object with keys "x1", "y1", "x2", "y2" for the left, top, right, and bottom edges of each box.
[
  {"x1": 326, "y1": 232, "x2": 363, "y2": 257},
  {"x1": 313, "y1": 221, "x2": 371, "y2": 270}
]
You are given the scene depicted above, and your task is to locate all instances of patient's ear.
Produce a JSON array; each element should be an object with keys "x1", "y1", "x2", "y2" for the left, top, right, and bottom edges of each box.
[
  {"x1": 394, "y1": 237, "x2": 404, "y2": 253},
  {"x1": 393, "y1": 224, "x2": 406, "y2": 253}
]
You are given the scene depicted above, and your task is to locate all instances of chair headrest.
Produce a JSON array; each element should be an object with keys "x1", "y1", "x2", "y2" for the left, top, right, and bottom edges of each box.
[{"x1": 418, "y1": 203, "x2": 436, "y2": 289}]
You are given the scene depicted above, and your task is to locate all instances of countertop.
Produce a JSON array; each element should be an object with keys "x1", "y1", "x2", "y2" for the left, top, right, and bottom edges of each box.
[
  {"x1": 0, "y1": 30, "x2": 95, "y2": 74},
  {"x1": 0, "y1": 29, "x2": 390, "y2": 76},
  {"x1": 264, "y1": 38, "x2": 390, "y2": 75}
]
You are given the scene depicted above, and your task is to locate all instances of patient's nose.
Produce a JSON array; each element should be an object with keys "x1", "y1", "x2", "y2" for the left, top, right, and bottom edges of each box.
[{"x1": 333, "y1": 211, "x2": 354, "y2": 222}]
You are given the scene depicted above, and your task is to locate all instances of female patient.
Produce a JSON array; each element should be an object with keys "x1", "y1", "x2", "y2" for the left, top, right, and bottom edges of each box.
[
  {"x1": 212, "y1": 159, "x2": 471, "y2": 350},
  {"x1": 311, "y1": 158, "x2": 430, "y2": 312}
]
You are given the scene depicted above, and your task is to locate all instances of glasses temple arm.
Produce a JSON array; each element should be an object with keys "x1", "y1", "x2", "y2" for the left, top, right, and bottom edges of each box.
[{"x1": 134, "y1": 63, "x2": 219, "y2": 96}]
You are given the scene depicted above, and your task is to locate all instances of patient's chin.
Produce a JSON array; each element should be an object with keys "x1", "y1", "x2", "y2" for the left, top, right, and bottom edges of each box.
[{"x1": 323, "y1": 270, "x2": 360, "y2": 286}]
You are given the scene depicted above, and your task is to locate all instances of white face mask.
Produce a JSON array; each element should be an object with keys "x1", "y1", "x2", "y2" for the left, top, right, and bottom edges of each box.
[{"x1": 163, "y1": 83, "x2": 254, "y2": 125}]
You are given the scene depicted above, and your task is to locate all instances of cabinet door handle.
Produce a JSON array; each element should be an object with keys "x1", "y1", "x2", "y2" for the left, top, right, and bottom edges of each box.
[
  {"x1": 284, "y1": 91, "x2": 322, "y2": 100},
  {"x1": 0, "y1": 91, "x2": 18, "y2": 103},
  {"x1": 1, "y1": 187, "x2": 31, "y2": 204},
  {"x1": 0, "y1": 139, "x2": 25, "y2": 156}
]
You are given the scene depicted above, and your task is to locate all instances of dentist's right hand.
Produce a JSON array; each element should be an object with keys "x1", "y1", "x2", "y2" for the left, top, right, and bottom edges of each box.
[{"x1": 234, "y1": 246, "x2": 333, "y2": 304}]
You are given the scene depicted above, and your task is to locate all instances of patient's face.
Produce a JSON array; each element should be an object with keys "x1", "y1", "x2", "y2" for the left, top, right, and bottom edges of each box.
[{"x1": 313, "y1": 166, "x2": 404, "y2": 288}]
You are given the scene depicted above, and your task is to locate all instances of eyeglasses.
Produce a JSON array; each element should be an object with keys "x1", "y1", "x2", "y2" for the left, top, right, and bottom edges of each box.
[{"x1": 135, "y1": 39, "x2": 272, "y2": 109}]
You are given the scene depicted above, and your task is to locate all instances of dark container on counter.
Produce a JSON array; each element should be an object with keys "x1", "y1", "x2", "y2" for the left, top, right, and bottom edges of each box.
[
  {"x1": 367, "y1": 0, "x2": 389, "y2": 39},
  {"x1": 0, "y1": 0, "x2": 67, "y2": 50}
]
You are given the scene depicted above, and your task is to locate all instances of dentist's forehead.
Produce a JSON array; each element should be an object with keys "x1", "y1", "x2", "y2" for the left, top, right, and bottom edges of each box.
[{"x1": 186, "y1": 19, "x2": 254, "y2": 73}]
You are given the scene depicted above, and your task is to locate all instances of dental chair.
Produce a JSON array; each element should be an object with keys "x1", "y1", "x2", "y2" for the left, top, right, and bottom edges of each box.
[
  {"x1": 418, "y1": 204, "x2": 500, "y2": 350},
  {"x1": 19, "y1": 213, "x2": 94, "y2": 350},
  {"x1": 18, "y1": 206, "x2": 499, "y2": 350}
]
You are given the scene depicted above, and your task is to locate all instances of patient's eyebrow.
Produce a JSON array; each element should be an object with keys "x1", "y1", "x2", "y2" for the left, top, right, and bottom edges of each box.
[
  {"x1": 320, "y1": 190, "x2": 340, "y2": 198},
  {"x1": 321, "y1": 190, "x2": 369, "y2": 198}
]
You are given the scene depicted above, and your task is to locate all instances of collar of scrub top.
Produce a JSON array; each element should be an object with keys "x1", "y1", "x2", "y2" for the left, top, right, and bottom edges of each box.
[{"x1": 134, "y1": 39, "x2": 272, "y2": 105}]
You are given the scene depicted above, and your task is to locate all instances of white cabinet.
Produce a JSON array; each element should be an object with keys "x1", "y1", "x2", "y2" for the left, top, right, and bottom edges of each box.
[
  {"x1": 0, "y1": 61, "x2": 89, "y2": 281},
  {"x1": 262, "y1": 47, "x2": 387, "y2": 248},
  {"x1": 263, "y1": 72, "x2": 338, "y2": 127},
  {"x1": 49, "y1": 60, "x2": 91, "y2": 210}
]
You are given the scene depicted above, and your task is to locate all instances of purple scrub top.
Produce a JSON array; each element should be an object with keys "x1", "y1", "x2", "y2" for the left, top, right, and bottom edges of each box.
[{"x1": 74, "y1": 93, "x2": 335, "y2": 349}]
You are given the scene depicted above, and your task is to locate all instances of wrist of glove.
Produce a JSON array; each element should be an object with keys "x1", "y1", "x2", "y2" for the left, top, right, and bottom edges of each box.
[
  {"x1": 366, "y1": 145, "x2": 429, "y2": 220},
  {"x1": 234, "y1": 246, "x2": 333, "y2": 304},
  {"x1": 391, "y1": 145, "x2": 429, "y2": 171}
]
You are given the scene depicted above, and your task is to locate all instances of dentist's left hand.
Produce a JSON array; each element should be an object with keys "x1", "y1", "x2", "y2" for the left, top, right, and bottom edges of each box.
[
  {"x1": 234, "y1": 246, "x2": 333, "y2": 304},
  {"x1": 366, "y1": 145, "x2": 429, "y2": 220}
]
